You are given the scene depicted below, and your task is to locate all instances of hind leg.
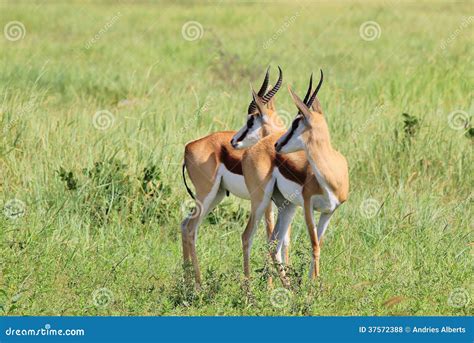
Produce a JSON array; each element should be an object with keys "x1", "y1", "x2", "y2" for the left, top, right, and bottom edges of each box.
[
  {"x1": 264, "y1": 204, "x2": 275, "y2": 244},
  {"x1": 181, "y1": 216, "x2": 192, "y2": 268},
  {"x1": 183, "y1": 180, "x2": 225, "y2": 288},
  {"x1": 269, "y1": 203, "x2": 296, "y2": 287},
  {"x1": 281, "y1": 225, "x2": 291, "y2": 265},
  {"x1": 242, "y1": 198, "x2": 272, "y2": 279}
]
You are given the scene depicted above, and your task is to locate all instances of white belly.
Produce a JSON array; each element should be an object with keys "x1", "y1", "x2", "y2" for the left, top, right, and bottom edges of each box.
[
  {"x1": 274, "y1": 168, "x2": 304, "y2": 206},
  {"x1": 220, "y1": 166, "x2": 250, "y2": 200}
]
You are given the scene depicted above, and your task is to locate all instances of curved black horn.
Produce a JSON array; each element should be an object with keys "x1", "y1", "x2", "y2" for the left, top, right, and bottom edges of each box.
[
  {"x1": 247, "y1": 103, "x2": 256, "y2": 114},
  {"x1": 248, "y1": 67, "x2": 271, "y2": 114},
  {"x1": 306, "y1": 69, "x2": 323, "y2": 108},
  {"x1": 261, "y1": 66, "x2": 282, "y2": 103},
  {"x1": 258, "y1": 66, "x2": 270, "y2": 97},
  {"x1": 303, "y1": 73, "x2": 313, "y2": 105}
]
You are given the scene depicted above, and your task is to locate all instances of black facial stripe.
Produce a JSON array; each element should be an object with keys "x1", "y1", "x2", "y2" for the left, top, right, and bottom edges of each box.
[
  {"x1": 236, "y1": 116, "x2": 255, "y2": 143},
  {"x1": 236, "y1": 128, "x2": 249, "y2": 143},
  {"x1": 279, "y1": 117, "x2": 301, "y2": 149},
  {"x1": 247, "y1": 116, "x2": 254, "y2": 128},
  {"x1": 291, "y1": 117, "x2": 300, "y2": 130}
]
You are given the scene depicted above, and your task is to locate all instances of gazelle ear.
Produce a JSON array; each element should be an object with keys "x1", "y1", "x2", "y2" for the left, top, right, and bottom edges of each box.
[
  {"x1": 251, "y1": 87, "x2": 267, "y2": 117},
  {"x1": 288, "y1": 85, "x2": 312, "y2": 123},
  {"x1": 311, "y1": 97, "x2": 323, "y2": 114}
]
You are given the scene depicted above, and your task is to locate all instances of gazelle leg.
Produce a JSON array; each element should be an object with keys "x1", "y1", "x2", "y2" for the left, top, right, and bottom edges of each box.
[
  {"x1": 311, "y1": 212, "x2": 333, "y2": 278},
  {"x1": 181, "y1": 216, "x2": 192, "y2": 269},
  {"x1": 316, "y1": 212, "x2": 333, "y2": 244},
  {"x1": 184, "y1": 181, "x2": 225, "y2": 288},
  {"x1": 264, "y1": 204, "x2": 275, "y2": 240},
  {"x1": 242, "y1": 180, "x2": 275, "y2": 280},
  {"x1": 281, "y1": 225, "x2": 291, "y2": 265},
  {"x1": 264, "y1": 204, "x2": 275, "y2": 286},
  {"x1": 303, "y1": 198, "x2": 320, "y2": 279},
  {"x1": 269, "y1": 203, "x2": 296, "y2": 287},
  {"x1": 242, "y1": 200, "x2": 270, "y2": 279}
]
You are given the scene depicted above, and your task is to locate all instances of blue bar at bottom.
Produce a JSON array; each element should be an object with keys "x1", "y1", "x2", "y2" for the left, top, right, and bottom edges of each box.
[{"x1": 0, "y1": 316, "x2": 472, "y2": 343}]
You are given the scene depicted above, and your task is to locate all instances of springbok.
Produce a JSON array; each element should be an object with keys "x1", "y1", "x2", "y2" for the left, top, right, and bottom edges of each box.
[
  {"x1": 233, "y1": 71, "x2": 349, "y2": 285},
  {"x1": 181, "y1": 67, "x2": 288, "y2": 287},
  {"x1": 274, "y1": 74, "x2": 349, "y2": 281}
]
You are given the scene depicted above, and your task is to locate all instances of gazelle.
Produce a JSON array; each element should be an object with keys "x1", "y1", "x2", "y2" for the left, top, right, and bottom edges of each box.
[
  {"x1": 181, "y1": 67, "x2": 289, "y2": 287},
  {"x1": 231, "y1": 73, "x2": 319, "y2": 282},
  {"x1": 233, "y1": 71, "x2": 348, "y2": 285},
  {"x1": 274, "y1": 74, "x2": 349, "y2": 281}
]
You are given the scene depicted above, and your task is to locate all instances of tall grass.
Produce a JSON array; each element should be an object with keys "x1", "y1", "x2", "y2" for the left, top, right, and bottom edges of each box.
[{"x1": 0, "y1": 1, "x2": 472, "y2": 315}]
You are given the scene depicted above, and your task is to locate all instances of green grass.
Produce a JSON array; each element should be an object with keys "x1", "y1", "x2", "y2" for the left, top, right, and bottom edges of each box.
[{"x1": 0, "y1": 0, "x2": 472, "y2": 316}]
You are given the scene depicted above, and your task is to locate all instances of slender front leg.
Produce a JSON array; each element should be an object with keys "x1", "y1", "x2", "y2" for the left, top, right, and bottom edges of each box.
[
  {"x1": 242, "y1": 178, "x2": 275, "y2": 280},
  {"x1": 303, "y1": 198, "x2": 320, "y2": 279},
  {"x1": 242, "y1": 201, "x2": 269, "y2": 279},
  {"x1": 264, "y1": 204, "x2": 275, "y2": 287}
]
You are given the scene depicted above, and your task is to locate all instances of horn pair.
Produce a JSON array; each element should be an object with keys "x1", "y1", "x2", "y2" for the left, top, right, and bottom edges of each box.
[
  {"x1": 301, "y1": 69, "x2": 323, "y2": 111},
  {"x1": 247, "y1": 66, "x2": 283, "y2": 114},
  {"x1": 248, "y1": 67, "x2": 323, "y2": 114}
]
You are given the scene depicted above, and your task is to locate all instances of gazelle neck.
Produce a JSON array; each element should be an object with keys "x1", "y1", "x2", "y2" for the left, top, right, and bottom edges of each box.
[{"x1": 304, "y1": 125, "x2": 339, "y2": 195}]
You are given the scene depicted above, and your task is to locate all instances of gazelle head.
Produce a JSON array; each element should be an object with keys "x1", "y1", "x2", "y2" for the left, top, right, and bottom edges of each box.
[
  {"x1": 275, "y1": 70, "x2": 327, "y2": 154},
  {"x1": 230, "y1": 66, "x2": 283, "y2": 149}
]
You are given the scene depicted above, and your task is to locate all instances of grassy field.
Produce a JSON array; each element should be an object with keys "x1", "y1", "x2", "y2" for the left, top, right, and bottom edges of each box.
[{"x1": 0, "y1": 0, "x2": 472, "y2": 316}]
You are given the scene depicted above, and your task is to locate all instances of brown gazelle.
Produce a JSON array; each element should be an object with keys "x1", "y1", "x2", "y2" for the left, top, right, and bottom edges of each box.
[
  {"x1": 181, "y1": 67, "x2": 289, "y2": 287},
  {"x1": 274, "y1": 72, "x2": 349, "y2": 281},
  {"x1": 232, "y1": 71, "x2": 348, "y2": 285}
]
